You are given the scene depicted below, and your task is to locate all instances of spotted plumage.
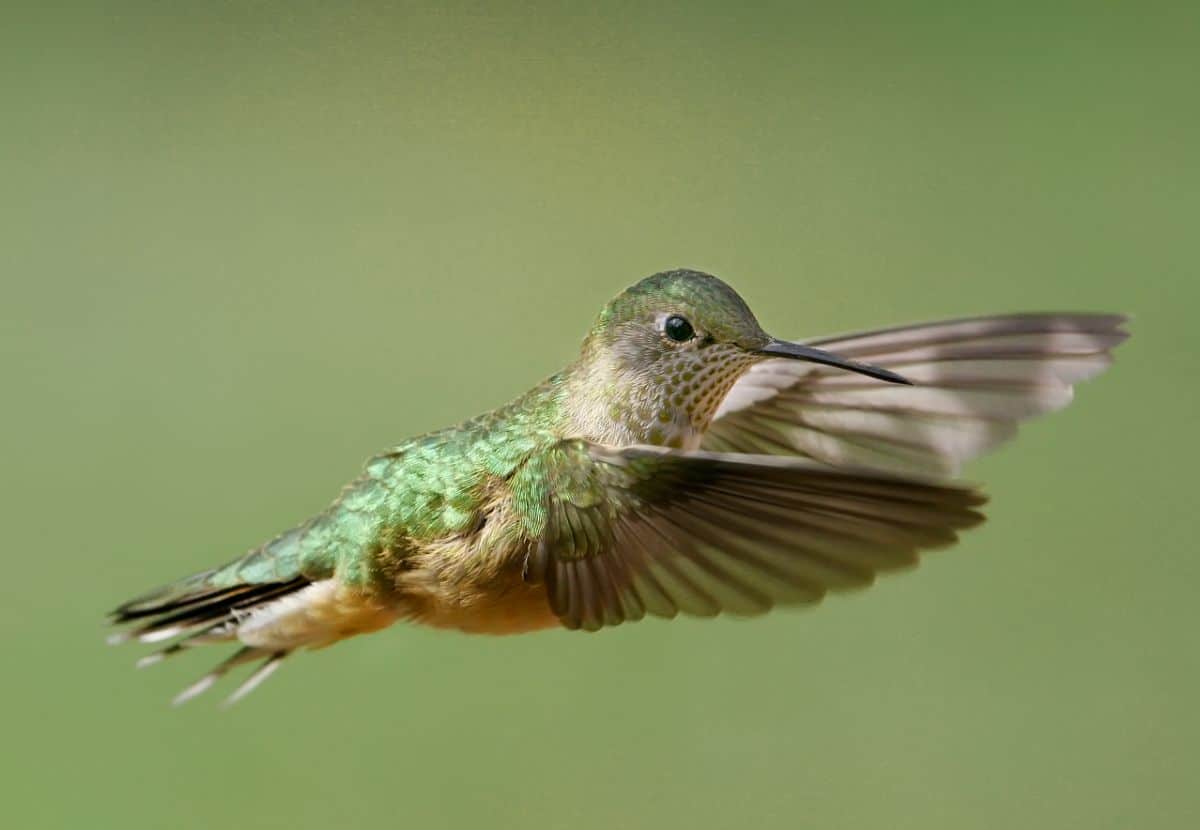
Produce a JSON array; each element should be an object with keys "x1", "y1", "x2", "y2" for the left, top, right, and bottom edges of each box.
[{"x1": 109, "y1": 269, "x2": 1128, "y2": 704}]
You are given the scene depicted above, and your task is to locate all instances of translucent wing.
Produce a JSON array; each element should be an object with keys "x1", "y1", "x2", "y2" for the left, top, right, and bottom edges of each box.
[
  {"x1": 522, "y1": 442, "x2": 986, "y2": 631},
  {"x1": 704, "y1": 313, "x2": 1129, "y2": 475}
]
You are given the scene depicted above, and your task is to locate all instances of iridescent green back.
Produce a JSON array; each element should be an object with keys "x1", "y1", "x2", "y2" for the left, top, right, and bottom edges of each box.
[{"x1": 211, "y1": 381, "x2": 566, "y2": 589}]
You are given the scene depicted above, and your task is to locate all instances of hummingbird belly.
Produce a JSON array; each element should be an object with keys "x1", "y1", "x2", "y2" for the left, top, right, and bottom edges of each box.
[
  {"x1": 238, "y1": 563, "x2": 557, "y2": 649},
  {"x1": 394, "y1": 560, "x2": 559, "y2": 635},
  {"x1": 387, "y1": 491, "x2": 562, "y2": 635}
]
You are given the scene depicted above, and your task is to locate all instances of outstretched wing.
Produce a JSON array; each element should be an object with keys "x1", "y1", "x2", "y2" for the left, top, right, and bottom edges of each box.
[
  {"x1": 519, "y1": 441, "x2": 986, "y2": 631},
  {"x1": 704, "y1": 313, "x2": 1129, "y2": 475}
]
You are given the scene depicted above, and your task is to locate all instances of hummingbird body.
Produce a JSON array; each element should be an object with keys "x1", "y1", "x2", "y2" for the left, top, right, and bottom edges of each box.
[
  {"x1": 228, "y1": 386, "x2": 563, "y2": 645},
  {"x1": 110, "y1": 270, "x2": 1128, "y2": 705}
]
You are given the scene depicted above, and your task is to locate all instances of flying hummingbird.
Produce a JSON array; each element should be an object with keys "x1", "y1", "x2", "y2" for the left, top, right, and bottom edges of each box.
[{"x1": 109, "y1": 269, "x2": 1128, "y2": 705}]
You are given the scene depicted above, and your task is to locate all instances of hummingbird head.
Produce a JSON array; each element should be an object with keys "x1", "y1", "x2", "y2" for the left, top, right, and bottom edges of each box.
[{"x1": 568, "y1": 269, "x2": 908, "y2": 448}]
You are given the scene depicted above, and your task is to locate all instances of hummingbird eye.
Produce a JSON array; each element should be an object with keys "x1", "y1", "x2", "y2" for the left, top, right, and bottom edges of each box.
[{"x1": 663, "y1": 315, "x2": 695, "y2": 343}]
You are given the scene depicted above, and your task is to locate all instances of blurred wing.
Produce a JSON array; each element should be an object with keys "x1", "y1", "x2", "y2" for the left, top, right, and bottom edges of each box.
[
  {"x1": 705, "y1": 313, "x2": 1129, "y2": 475},
  {"x1": 524, "y1": 441, "x2": 985, "y2": 631}
]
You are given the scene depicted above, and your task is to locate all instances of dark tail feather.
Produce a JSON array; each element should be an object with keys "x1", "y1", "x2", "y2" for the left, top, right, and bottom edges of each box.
[
  {"x1": 109, "y1": 572, "x2": 310, "y2": 705},
  {"x1": 108, "y1": 576, "x2": 310, "y2": 645}
]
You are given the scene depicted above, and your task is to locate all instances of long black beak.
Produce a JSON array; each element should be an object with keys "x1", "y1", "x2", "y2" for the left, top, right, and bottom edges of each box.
[{"x1": 755, "y1": 339, "x2": 912, "y2": 385}]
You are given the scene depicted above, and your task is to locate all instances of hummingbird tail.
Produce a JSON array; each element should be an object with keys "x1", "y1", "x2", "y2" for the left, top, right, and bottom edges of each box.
[{"x1": 108, "y1": 570, "x2": 312, "y2": 705}]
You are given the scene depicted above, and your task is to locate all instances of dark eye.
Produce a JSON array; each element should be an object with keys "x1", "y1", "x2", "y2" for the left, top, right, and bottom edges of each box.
[{"x1": 663, "y1": 315, "x2": 695, "y2": 343}]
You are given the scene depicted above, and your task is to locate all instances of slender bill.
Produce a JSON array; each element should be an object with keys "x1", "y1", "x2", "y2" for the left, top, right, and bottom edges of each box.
[{"x1": 756, "y1": 338, "x2": 912, "y2": 385}]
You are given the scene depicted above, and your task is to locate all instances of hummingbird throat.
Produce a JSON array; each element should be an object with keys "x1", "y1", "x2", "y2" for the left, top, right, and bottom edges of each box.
[{"x1": 566, "y1": 344, "x2": 757, "y2": 449}]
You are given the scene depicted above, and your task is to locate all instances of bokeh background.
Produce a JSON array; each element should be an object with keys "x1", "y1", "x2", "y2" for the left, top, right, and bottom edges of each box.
[{"x1": 3, "y1": 2, "x2": 1197, "y2": 828}]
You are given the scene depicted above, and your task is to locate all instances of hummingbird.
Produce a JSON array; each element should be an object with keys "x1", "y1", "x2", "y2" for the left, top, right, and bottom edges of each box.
[{"x1": 109, "y1": 269, "x2": 1128, "y2": 705}]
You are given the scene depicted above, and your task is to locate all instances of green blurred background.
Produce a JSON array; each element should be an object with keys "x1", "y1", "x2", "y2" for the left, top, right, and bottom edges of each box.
[{"x1": 3, "y1": 2, "x2": 1197, "y2": 828}]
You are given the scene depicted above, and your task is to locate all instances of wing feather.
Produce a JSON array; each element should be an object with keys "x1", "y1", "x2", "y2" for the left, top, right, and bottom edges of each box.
[
  {"x1": 707, "y1": 313, "x2": 1128, "y2": 475},
  {"x1": 524, "y1": 442, "x2": 986, "y2": 631}
]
